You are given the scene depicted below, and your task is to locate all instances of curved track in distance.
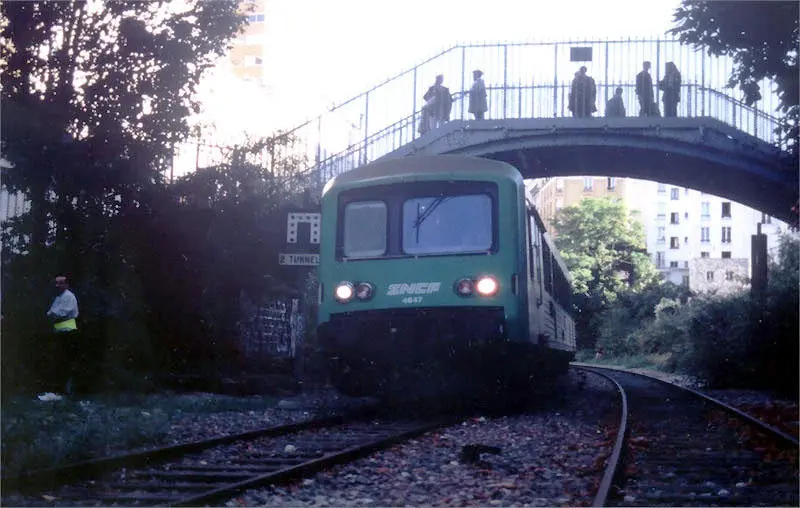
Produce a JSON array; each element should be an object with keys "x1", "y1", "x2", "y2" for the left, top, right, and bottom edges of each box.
[{"x1": 577, "y1": 365, "x2": 798, "y2": 507}]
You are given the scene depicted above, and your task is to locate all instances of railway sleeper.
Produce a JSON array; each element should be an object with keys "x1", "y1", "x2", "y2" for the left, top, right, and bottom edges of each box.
[{"x1": 132, "y1": 469, "x2": 255, "y2": 481}]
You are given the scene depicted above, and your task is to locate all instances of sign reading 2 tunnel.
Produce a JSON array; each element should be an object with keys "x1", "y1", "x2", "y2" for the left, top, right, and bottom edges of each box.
[{"x1": 280, "y1": 212, "x2": 321, "y2": 266}]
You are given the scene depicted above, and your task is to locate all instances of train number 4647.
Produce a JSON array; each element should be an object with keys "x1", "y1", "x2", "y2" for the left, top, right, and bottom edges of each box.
[{"x1": 401, "y1": 296, "x2": 423, "y2": 304}]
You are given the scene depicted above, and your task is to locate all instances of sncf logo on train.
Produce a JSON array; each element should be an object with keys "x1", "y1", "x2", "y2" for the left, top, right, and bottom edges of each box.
[{"x1": 386, "y1": 282, "x2": 442, "y2": 296}]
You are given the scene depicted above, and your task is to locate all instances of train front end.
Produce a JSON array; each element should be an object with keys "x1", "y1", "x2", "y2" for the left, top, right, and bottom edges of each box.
[{"x1": 316, "y1": 156, "x2": 527, "y2": 397}]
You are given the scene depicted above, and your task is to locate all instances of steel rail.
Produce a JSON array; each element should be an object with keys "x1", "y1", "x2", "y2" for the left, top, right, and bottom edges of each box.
[
  {"x1": 171, "y1": 419, "x2": 450, "y2": 507},
  {"x1": 575, "y1": 363, "x2": 798, "y2": 448},
  {"x1": 573, "y1": 363, "x2": 798, "y2": 507},
  {"x1": 1, "y1": 412, "x2": 362, "y2": 493},
  {"x1": 575, "y1": 363, "x2": 799, "y2": 506},
  {"x1": 573, "y1": 367, "x2": 629, "y2": 508}
]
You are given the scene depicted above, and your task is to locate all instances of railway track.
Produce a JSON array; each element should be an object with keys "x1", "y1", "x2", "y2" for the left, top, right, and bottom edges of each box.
[
  {"x1": 578, "y1": 365, "x2": 799, "y2": 507},
  {"x1": 3, "y1": 410, "x2": 451, "y2": 507}
]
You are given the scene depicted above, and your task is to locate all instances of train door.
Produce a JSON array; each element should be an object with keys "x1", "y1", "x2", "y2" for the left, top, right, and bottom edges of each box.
[{"x1": 526, "y1": 210, "x2": 544, "y2": 343}]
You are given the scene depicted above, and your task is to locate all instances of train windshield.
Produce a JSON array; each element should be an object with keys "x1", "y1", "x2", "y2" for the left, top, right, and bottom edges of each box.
[
  {"x1": 402, "y1": 194, "x2": 492, "y2": 255},
  {"x1": 343, "y1": 201, "x2": 387, "y2": 258}
]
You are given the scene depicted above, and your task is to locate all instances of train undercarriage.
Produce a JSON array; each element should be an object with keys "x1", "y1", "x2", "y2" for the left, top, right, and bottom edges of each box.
[{"x1": 317, "y1": 307, "x2": 572, "y2": 403}]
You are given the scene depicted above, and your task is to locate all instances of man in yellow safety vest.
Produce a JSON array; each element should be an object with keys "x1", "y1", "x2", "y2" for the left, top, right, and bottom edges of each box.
[{"x1": 45, "y1": 274, "x2": 79, "y2": 394}]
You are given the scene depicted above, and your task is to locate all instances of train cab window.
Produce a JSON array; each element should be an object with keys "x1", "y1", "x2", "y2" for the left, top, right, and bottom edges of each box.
[
  {"x1": 401, "y1": 194, "x2": 492, "y2": 255},
  {"x1": 343, "y1": 201, "x2": 387, "y2": 258}
]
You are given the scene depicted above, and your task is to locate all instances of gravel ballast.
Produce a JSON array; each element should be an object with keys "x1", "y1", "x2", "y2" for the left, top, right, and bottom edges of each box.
[{"x1": 225, "y1": 370, "x2": 619, "y2": 507}]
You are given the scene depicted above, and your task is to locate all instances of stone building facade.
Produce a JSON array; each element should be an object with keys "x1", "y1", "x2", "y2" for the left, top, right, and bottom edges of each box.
[{"x1": 689, "y1": 257, "x2": 749, "y2": 296}]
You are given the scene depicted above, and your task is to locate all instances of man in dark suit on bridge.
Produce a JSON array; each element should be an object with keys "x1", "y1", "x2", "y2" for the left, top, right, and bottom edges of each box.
[
  {"x1": 568, "y1": 66, "x2": 597, "y2": 118},
  {"x1": 636, "y1": 61, "x2": 655, "y2": 117}
]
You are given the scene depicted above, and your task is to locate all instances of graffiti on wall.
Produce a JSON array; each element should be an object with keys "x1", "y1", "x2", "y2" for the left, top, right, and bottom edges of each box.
[{"x1": 238, "y1": 295, "x2": 304, "y2": 359}]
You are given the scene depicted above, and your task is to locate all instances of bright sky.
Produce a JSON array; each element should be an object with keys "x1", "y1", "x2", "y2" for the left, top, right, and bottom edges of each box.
[
  {"x1": 187, "y1": 0, "x2": 683, "y2": 161},
  {"x1": 263, "y1": 0, "x2": 681, "y2": 117}
]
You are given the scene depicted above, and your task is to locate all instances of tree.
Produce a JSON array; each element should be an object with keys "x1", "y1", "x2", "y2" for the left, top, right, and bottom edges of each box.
[
  {"x1": 552, "y1": 197, "x2": 662, "y2": 348},
  {"x1": 134, "y1": 135, "x2": 312, "y2": 374},
  {"x1": 2, "y1": 1, "x2": 246, "y2": 250},
  {"x1": 553, "y1": 197, "x2": 661, "y2": 300},
  {"x1": 0, "y1": 1, "x2": 247, "y2": 393},
  {"x1": 668, "y1": 1, "x2": 799, "y2": 161}
]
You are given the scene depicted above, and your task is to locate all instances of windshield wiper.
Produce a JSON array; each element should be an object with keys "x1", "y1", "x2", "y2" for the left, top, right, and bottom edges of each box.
[
  {"x1": 413, "y1": 195, "x2": 448, "y2": 243},
  {"x1": 414, "y1": 196, "x2": 448, "y2": 229}
]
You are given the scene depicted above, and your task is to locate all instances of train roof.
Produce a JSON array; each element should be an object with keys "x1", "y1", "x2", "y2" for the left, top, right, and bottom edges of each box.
[{"x1": 322, "y1": 155, "x2": 522, "y2": 194}]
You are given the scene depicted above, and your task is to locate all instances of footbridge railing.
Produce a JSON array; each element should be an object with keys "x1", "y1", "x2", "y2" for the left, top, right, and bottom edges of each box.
[
  {"x1": 312, "y1": 82, "x2": 783, "y2": 187},
  {"x1": 184, "y1": 39, "x2": 786, "y2": 187}
]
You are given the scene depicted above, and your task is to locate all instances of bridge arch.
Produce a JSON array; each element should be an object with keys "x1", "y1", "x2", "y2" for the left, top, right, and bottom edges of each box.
[{"x1": 383, "y1": 117, "x2": 797, "y2": 223}]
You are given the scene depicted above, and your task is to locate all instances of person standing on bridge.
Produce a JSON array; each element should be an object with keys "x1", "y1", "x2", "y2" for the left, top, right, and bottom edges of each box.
[
  {"x1": 636, "y1": 61, "x2": 655, "y2": 117},
  {"x1": 659, "y1": 62, "x2": 682, "y2": 118},
  {"x1": 568, "y1": 66, "x2": 597, "y2": 118},
  {"x1": 605, "y1": 87, "x2": 626, "y2": 117},
  {"x1": 468, "y1": 69, "x2": 488, "y2": 120},
  {"x1": 419, "y1": 75, "x2": 453, "y2": 134}
]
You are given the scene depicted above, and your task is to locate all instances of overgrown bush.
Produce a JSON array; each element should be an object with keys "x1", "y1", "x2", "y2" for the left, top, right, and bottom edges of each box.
[
  {"x1": 594, "y1": 282, "x2": 690, "y2": 357},
  {"x1": 593, "y1": 234, "x2": 798, "y2": 396}
]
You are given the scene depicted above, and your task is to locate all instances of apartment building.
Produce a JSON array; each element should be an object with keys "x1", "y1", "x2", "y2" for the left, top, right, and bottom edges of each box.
[
  {"x1": 228, "y1": 0, "x2": 269, "y2": 84},
  {"x1": 529, "y1": 176, "x2": 788, "y2": 290},
  {"x1": 529, "y1": 176, "x2": 634, "y2": 234},
  {"x1": 642, "y1": 181, "x2": 786, "y2": 288}
]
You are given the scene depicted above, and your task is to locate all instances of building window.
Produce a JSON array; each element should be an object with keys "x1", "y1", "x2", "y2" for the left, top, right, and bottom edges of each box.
[
  {"x1": 583, "y1": 177, "x2": 593, "y2": 191},
  {"x1": 555, "y1": 198, "x2": 563, "y2": 211},
  {"x1": 684, "y1": 236, "x2": 689, "y2": 245},
  {"x1": 682, "y1": 275, "x2": 690, "y2": 286},
  {"x1": 670, "y1": 237, "x2": 679, "y2": 249},
  {"x1": 247, "y1": 13, "x2": 265, "y2": 22},
  {"x1": 670, "y1": 212, "x2": 679, "y2": 225},
  {"x1": 555, "y1": 178, "x2": 564, "y2": 192},
  {"x1": 761, "y1": 213, "x2": 772, "y2": 224},
  {"x1": 657, "y1": 203, "x2": 666, "y2": 220},
  {"x1": 684, "y1": 188, "x2": 690, "y2": 196},
  {"x1": 721, "y1": 251, "x2": 731, "y2": 258},
  {"x1": 701, "y1": 202, "x2": 710, "y2": 219},
  {"x1": 700, "y1": 227, "x2": 710, "y2": 242},
  {"x1": 721, "y1": 202, "x2": 731, "y2": 218},
  {"x1": 725, "y1": 271, "x2": 734, "y2": 281},
  {"x1": 655, "y1": 251, "x2": 666, "y2": 268},
  {"x1": 683, "y1": 261, "x2": 689, "y2": 268},
  {"x1": 669, "y1": 261, "x2": 678, "y2": 268},
  {"x1": 701, "y1": 251, "x2": 710, "y2": 258},
  {"x1": 657, "y1": 227, "x2": 666, "y2": 243},
  {"x1": 721, "y1": 226, "x2": 731, "y2": 243},
  {"x1": 607, "y1": 177, "x2": 616, "y2": 190},
  {"x1": 670, "y1": 188, "x2": 679, "y2": 200},
  {"x1": 707, "y1": 271, "x2": 714, "y2": 282},
  {"x1": 657, "y1": 183, "x2": 666, "y2": 194}
]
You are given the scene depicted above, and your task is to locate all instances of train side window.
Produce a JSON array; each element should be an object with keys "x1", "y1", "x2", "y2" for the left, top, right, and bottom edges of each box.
[
  {"x1": 528, "y1": 214, "x2": 538, "y2": 280},
  {"x1": 343, "y1": 201, "x2": 387, "y2": 258},
  {"x1": 542, "y1": 240, "x2": 553, "y2": 294}
]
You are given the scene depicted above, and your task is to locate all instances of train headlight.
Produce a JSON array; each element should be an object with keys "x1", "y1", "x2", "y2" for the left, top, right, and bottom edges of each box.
[
  {"x1": 355, "y1": 282, "x2": 374, "y2": 301},
  {"x1": 455, "y1": 278, "x2": 474, "y2": 297},
  {"x1": 334, "y1": 282, "x2": 355, "y2": 303},
  {"x1": 475, "y1": 276, "x2": 499, "y2": 296}
]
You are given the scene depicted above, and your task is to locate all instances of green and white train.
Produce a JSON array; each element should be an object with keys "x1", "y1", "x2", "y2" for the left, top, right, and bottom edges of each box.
[{"x1": 316, "y1": 155, "x2": 576, "y2": 398}]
